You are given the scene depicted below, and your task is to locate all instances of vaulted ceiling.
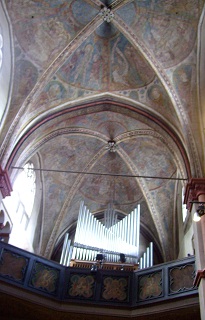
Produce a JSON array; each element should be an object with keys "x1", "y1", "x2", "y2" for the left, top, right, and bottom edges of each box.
[{"x1": 1, "y1": 0, "x2": 205, "y2": 263}]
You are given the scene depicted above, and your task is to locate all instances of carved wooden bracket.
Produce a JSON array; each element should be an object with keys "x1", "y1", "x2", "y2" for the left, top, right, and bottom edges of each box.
[
  {"x1": 0, "y1": 166, "x2": 12, "y2": 198},
  {"x1": 184, "y1": 178, "x2": 205, "y2": 211},
  {"x1": 194, "y1": 269, "x2": 205, "y2": 287}
]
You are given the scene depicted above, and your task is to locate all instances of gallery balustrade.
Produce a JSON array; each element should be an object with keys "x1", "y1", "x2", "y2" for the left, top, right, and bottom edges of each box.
[{"x1": 0, "y1": 242, "x2": 198, "y2": 307}]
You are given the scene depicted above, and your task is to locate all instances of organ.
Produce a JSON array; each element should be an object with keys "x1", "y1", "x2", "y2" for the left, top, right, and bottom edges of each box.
[{"x1": 60, "y1": 201, "x2": 153, "y2": 269}]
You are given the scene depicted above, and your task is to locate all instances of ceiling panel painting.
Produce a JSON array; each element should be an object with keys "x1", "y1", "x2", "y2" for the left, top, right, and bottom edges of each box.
[
  {"x1": 116, "y1": 0, "x2": 201, "y2": 68},
  {"x1": 57, "y1": 31, "x2": 155, "y2": 91},
  {"x1": 120, "y1": 136, "x2": 177, "y2": 179},
  {"x1": 6, "y1": 0, "x2": 98, "y2": 68},
  {"x1": 11, "y1": 58, "x2": 39, "y2": 108},
  {"x1": 172, "y1": 62, "x2": 197, "y2": 120}
]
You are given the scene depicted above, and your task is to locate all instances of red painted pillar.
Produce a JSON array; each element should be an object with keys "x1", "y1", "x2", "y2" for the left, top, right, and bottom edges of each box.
[{"x1": 184, "y1": 179, "x2": 205, "y2": 320}]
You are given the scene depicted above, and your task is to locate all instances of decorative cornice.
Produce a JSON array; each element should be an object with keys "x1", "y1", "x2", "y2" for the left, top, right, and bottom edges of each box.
[
  {"x1": 0, "y1": 166, "x2": 12, "y2": 198},
  {"x1": 184, "y1": 178, "x2": 205, "y2": 210},
  {"x1": 193, "y1": 269, "x2": 205, "y2": 287}
]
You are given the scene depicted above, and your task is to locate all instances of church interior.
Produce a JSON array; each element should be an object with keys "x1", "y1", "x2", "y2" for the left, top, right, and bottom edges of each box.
[{"x1": 0, "y1": 0, "x2": 205, "y2": 319}]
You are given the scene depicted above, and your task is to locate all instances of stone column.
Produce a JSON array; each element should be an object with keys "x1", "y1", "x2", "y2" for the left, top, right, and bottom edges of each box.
[{"x1": 184, "y1": 178, "x2": 205, "y2": 320}]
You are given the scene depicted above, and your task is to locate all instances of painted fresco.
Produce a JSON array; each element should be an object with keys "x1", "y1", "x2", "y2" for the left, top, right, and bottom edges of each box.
[
  {"x1": 121, "y1": 136, "x2": 176, "y2": 182},
  {"x1": 45, "y1": 81, "x2": 66, "y2": 101},
  {"x1": 136, "y1": 17, "x2": 196, "y2": 68},
  {"x1": 35, "y1": 75, "x2": 178, "y2": 129},
  {"x1": 120, "y1": 135, "x2": 176, "y2": 251},
  {"x1": 58, "y1": 36, "x2": 106, "y2": 90},
  {"x1": 110, "y1": 35, "x2": 155, "y2": 89},
  {"x1": 146, "y1": 79, "x2": 176, "y2": 121},
  {"x1": 6, "y1": 0, "x2": 97, "y2": 67},
  {"x1": 14, "y1": 18, "x2": 70, "y2": 67},
  {"x1": 12, "y1": 59, "x2": 38, "y2": 104},
  {"x1": 117, "y1": 0, "x2": 201, "y2": 68},
  {"x1": 39, "y1": 134, "x2": 105, "y2": 253},
  {"x1": 37, "y1": 79, "x2": 78, "y2": 107},
  {"x1": 79, "y1": 166, "x2": 143, "y2": 206},
  {"x1": 173, "y1": 63, "x2": 196, "y2": 118},
  {"x1": 33, "y1": 109, "x2": 177, "y2": 257},
  {"x1": 3, "y1": 0, "x2": 203, "y2": 263},
  {"x1": 41, "y1": 134, "x2": 104, "y2": 172},
  {"x1": 58, "y1": 32, "x2": 155, "y2": 91}
]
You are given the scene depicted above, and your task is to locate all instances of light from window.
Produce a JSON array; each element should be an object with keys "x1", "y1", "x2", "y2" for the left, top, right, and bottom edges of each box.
[
  {"x1": 2, "y1": 162, "x2": 36, "y2": 252},
  {"x1": 13, "y1": 162, "x2": 36, "y2": 219},
  {"x1": 182, "y1": 187, "x2": 187, "y2": 222}
]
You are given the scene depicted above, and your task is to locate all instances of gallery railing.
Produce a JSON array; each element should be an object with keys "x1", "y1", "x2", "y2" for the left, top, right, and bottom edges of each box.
[{"x1": 0, "y1": 242, "x2": 198, "y2": 307}]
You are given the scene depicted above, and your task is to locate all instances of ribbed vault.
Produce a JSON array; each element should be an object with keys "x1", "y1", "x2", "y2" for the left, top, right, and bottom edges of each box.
[{"x1": 1, "y1": 0, "x2": 204, "y2": 263}]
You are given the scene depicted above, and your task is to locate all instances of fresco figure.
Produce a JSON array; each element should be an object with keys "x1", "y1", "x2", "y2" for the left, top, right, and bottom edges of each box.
[
  {"x1": 147, "y1": 85, "x2": 165, "y2": 106},
  {"x1": 125, "y1": 44, "x2": 154, "y2": 86},
  {"x1": 46, "y1": 81, "x2": 66, "y2": 101},
  {"x1": 14, "y1": 60, "x2": 38, "y2": 100},
  {"x1": 60, "y1": 43, "x2": 94, "y2": 87},
  {"x1": 86, "y1": 48, "x2": 105, "y2": 89},
  {"x1": 14, "y1": 18, "x2": 69, "y2": 67},
  {"x1": 111, "y1": 36, "x2": 154, "y2": 89},
  {"x1": 111, "y1": 38, "x2": 129, "y2": 88},
  {"x1": 138, "y1": 12, "x2": 196, "y2": 68},
  {"x1": 173, "y1": 64, "x2": 195, "y2": 113}
]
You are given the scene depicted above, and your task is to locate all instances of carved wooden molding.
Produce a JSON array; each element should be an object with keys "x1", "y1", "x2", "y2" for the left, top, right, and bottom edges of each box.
[
  {"x1": 0, "y1": 166, "x2": 12, "y2": 198},
  {"x1": 184, "y1": 178, "x2": 205, "y2": 211},
  {"x1": 193, "y1": 269, "x2": 205, "y2": 287}
]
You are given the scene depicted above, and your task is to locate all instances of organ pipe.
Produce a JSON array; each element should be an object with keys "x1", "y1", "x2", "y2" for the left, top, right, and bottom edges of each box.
[
  {"x1": 61, "y1": 201, "x2": 141, "y2": 265},
  {"x1": 139, "y1": 242, "x2": 154, "y2": 269}
]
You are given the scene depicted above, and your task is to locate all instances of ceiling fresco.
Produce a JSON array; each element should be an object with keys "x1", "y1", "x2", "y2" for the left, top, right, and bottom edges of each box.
[
  {"x1": 10, "y1": 106, "x2": 185, "y2": 261},
  {"x1": 117, "y1": 0, "x2": 200, "y2": 68},
  {"x1": 1, "y1": 0, "x2": 205, "y2": 264}
]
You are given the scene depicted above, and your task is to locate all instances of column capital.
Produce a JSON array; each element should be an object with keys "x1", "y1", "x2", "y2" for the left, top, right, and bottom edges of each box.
[
  {"x1": 194, "y1": 269, "x2": 205, "y2": 287},
  {"x1": 184, "y1": 178, "x2": 205, "y2": 211},
  {"x1": 0, "y1": 166, "x2": 12, "y2": 198}
]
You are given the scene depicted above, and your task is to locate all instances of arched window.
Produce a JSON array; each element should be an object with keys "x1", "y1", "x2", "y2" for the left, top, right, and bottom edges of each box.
[
  {"x1": 2, "y1": 162, "x2": 36, "y2": 252},
  {"x1": 13, "y1": 162, "x2": 36, "y2": 223}
]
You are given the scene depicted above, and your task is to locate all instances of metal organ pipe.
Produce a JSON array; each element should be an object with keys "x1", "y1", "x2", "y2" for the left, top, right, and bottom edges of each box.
[
  {"x1": 146, "y1": 247, "x2": 150, "y2": 268},
  {"x1": 136, "y1": 205, "x2": 140, "y2": 254},
  {"x1": 139, "y1": 242, "x2": 154, "y2": 269},
  {"x1": 150, "y1": 241, "x2": 153, "y2": 266},
  {"x1": 64, "y1": 239, "x2": 71, "y2": 265},
  {"x1": 61, "y1": 201, "x2": 141, "y2": 265},
  {"x1": 143, "y1": 252, "x2": 146, "y2": 268},
  {"x1": 140, "y1": 257, "x2": 143, "y2": 269},
  {"x1": 60, "y1": 232, "x2": 69, "y2": 265}
]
